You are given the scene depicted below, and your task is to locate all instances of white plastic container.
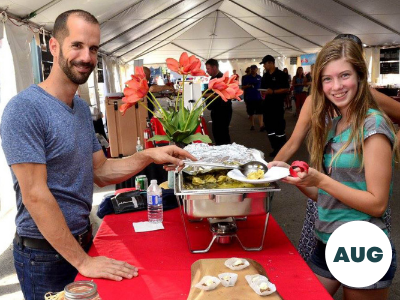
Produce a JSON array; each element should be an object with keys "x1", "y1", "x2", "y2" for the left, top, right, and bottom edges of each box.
[
  {"x1": 136, "y1": 137, "x2": 143, "y2": 152},
  {"x1": 147, "y1": 179, "x2": 163, "y2": 223}
]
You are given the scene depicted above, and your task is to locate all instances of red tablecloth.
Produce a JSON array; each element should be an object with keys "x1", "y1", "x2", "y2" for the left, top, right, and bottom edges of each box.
[{"x1": 76, "y1": 209, "x2": 332, "y2": 300}]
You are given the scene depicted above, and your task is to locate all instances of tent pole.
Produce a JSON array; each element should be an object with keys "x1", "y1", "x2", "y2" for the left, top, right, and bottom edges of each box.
[
  {"x1": 206, "y1": 11, "x2": 219, "y2": 59},
  {"x1": 22, "y1": 0, "x2": 62, "y2": 20}
]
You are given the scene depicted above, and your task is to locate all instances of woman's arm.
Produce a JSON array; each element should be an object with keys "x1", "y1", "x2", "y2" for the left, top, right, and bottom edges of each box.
[
  {"x1": 370, "y1": 88, "x2": 400, "y2": 144},
  {"x1": 272, "y1": 96, "x2": 312, "y2": 163},
  {"x1": 370, "y1": 88, "x2": 400, "y2": 124},
  {"x1": 292, "y1": 76, "x2": 298, "y2": 86},
  {"x1": 285, "y1": 134, "x2": 392, "y2": 217}
]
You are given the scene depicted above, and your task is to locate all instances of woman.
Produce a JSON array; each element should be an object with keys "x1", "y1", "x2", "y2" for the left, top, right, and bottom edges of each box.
[
  {"x1": 292, "y1": 66, "x2": 308, "y2": 114},
  {"x1": 272, "y1": 34, "x2": 400, "y2": 262},
  {"x1": 272, "y1": 38, "x2": 399, "y2": 299},
  {"x1": 283, "y1": 68, "x2": 292, "y2": 110}
]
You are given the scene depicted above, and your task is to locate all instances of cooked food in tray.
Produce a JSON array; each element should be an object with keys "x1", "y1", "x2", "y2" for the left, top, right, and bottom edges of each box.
[
  {"x1": 183, "y1": 169, "x2": 270, "y2": 190},
  {"x1": 246, "y1": 169, "x2": 265, "y2": 180}
]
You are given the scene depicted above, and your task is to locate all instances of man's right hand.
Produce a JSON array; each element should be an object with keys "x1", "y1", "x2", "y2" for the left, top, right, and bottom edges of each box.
[{"x1": 78, "y1": 255, "x2": 138, "y2": 281}]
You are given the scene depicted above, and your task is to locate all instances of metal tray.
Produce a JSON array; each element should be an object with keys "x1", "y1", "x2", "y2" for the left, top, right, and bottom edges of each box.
[
  {"x1": 174, "y1": 172, "x2": 280, "y2": 195},
  {"x1": 174, "y1": 172, "x2": 280, "y2": 218}
]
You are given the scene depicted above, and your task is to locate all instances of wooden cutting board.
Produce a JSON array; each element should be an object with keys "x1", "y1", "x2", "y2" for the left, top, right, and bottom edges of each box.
[{"x1": 187, "y1": 258, "x2": 283, "y2": 300}]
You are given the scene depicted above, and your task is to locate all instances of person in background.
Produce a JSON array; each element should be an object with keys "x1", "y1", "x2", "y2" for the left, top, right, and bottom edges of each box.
[
  {"x1": 241, "y1": 65, "x2": 263, "y2": 130},
  {"x1": 271, "y1": 38, "x2": 398, "y2": 299},
  {"x1": 143, "y1": 67, "x2": 175, "y2": 119},
  {"x1": 260, "y1": 55, "x2": 290, "y2": 157},
  {"x1": 204, "y1": 58, "x2": 233, "y2": 145},
  {"x1": 292, "y1": 66, "x2": 308, "y2": 115},
  {"x1": 0, "y1": 10, "x2": 196, "y2": 300},
  {"x1": 283, "y1": 67, "x2": 292, "y2": 110},
  {"x1": 271, "y1": 34, "x2": 400, "y2": 263},
  {"x1": 232, "y1": 69, "x2": 240, "y2": 81},
  {"x1": 305, "y1": 64, "x2": 314, "y2": 95}
]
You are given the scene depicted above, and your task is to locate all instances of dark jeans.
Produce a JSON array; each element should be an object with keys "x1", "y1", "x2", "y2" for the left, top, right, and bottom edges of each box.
[
  {"x1": 308, "y1": 240, "x2": 396, "y2": 289},
  {"x1": 210, "y1": 106, "x2": 232, "y2": 145},
  {"x1": 13, "y1": 239, "x2": 92, "y2": 300},
  {"x1": 263, "y1": 101, "x2": 286, "y2": 151}
]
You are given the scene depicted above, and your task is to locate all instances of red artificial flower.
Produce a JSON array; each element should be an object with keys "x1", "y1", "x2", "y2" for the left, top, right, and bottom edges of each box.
[
  {"x1": 166, "y1": 52, "x2": 207, "y2": 76},
  {"x1": 121, "y1": 66, "x2": 149, "y2": 111},
  {"x1": 208, "y1": 72, "x2": 243, "y2": 101}
]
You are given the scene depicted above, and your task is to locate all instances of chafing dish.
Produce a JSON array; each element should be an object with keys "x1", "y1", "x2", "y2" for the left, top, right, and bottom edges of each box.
[{"x1": 174, "y1": 171, "x2": 281, "y2": 253}]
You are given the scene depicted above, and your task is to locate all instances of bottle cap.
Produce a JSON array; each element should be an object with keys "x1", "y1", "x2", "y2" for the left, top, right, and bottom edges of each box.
[{"x1": 151, "y1": 179, "x2": 157, "y2": 184}]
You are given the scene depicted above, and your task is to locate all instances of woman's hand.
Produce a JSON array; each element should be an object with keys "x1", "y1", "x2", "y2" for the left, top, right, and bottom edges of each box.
[
  {"x1": 267, "y1": 160, "x2": 290, "y2": 169},
  {"x1": 282, "y1": 167, "x2": 322, "y2": 188}
]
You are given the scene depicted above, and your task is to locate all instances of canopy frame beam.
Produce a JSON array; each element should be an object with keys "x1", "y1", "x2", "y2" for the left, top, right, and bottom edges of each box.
[
  {"x1": 112, "y1": 0, "x2": 213, "y2": 55},
  {"x1": 206, "y1": 10, "x2": 219, "y2": 60},
  {"x1": 99, "y1": 0, "x2": 185, "y2": 48},
  {"x1": 333, "y1": 0, "x2": 400, "y2": 36},
  {"x1": 228, "y1": 0, "x2": 322, "y2": 48}
]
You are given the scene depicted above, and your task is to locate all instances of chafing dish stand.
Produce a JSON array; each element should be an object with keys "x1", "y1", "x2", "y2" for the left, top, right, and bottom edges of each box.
[{"x1": 174, "y1": 172, "x2": 281, "y2": 254}]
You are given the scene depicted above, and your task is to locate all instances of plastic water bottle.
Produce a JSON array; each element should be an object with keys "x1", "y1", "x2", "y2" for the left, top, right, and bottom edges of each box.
[
  {"x1": 147, "y1": 180, "x2": 163, "y2": 223},
  {"x1": 136, "y1": 137, "x2": 143, "y2": 152}
]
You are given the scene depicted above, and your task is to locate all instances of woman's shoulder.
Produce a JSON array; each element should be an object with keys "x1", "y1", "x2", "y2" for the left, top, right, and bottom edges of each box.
[
  {"x1": 365, "y1": 108, "x2": 386, "y2": 123},
  {"x1": 364, "y1": 108, "x2": 395, "y2": 143}
]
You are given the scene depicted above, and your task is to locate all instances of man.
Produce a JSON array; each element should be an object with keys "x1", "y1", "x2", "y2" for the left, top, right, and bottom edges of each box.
[
  {"x1": 259, "y1": 55, "x2": 290, "y2": 157},
  {"x1": 241, "y1": 65, "x2": 263, "y2": 130},
  {"x1": 143, "y1": 66, "x2": 175, "y2": 119},
  {"x1": 204, "y1": 58, "x2": 232, "y2": 145},
  {"x1": 232, "y1": 69, "x2": 239, "y2": 81},
  {"x1": 0, "y1": 10, "x2": 195, "y2": 300}
]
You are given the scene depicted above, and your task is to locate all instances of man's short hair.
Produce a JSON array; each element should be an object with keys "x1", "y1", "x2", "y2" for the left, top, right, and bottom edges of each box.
[
  {"x1": 53, "y1": 10, "x2": 99, "y2": 44},
  {"x1": 259, "y1": 55, "x2": 275, "y2": 64},
  {"x1": 205, "y1": 58, "x2": 218, "y2": 67},
  {"x1": 250, "y1": 64, "x2": 258, "y2": 69},
  {"x1": 334, "y1": 34, "x2": 363, "y2": 49}
]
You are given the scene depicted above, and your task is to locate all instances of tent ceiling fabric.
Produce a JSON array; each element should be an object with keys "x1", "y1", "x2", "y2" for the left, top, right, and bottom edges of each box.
[{"x1": 1, "y1": 0, "x2": 400, "y2": 64}]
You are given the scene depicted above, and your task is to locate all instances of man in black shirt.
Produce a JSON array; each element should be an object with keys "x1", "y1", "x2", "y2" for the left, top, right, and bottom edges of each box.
[
  {"x1": 205, "y1": 59, "x2": 233, "y2": 145},
  {"x1": 259, "y1": 55, "x2": 290, "y2": 157}
]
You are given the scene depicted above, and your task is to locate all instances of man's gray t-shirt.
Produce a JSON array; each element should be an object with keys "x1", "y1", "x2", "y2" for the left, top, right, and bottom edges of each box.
[{"x1": 1, "y1": 85, "x2": 102, "y2": 238}]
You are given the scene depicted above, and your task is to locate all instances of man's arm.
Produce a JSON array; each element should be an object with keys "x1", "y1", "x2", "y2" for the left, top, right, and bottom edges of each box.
[
  {"x1": 12, "y1": 163, "x2": 137, "y2": 281},
  {"x1": 93, "y1": 145, "x2": 197, "y2": 187},
  {"x1": 370, "y1": 88, "x2": 400, "y2": 145}
]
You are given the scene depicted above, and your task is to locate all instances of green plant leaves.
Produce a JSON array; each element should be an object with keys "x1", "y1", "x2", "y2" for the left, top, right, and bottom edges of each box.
[
  {"x1": 182, "y1": 133, "x2": 212, "y2": 144},
  {"x1": 148, "y1": 135, "x2": 171, "y2": 142}
]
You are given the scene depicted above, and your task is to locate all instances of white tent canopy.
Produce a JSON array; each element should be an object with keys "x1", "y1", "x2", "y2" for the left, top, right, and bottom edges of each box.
[{"x1": 1, "y1": 0, "x2": 400, "y2": 65}]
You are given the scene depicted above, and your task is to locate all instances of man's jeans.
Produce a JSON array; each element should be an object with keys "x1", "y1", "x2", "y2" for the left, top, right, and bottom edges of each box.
[{"x1": 13, "y1": 240, "x2": 91, "y2": 300}]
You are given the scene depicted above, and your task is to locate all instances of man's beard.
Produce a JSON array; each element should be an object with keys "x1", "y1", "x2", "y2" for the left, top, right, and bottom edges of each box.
[{"x1": 58, "y1": 48, "x2": 95, "y2": 85}]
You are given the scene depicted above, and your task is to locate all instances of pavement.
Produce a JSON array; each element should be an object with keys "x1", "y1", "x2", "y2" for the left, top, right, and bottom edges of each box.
[{"x1": 0, "y1": 101, "x2": 399, "y2": 299}]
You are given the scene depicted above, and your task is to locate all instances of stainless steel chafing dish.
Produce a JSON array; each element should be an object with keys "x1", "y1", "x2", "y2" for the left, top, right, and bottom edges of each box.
[
  {"x1": 175, "y1": 171, "x2": 279, "y2": 218},
  {"x1": 174, "y1": 170, "x2": 281, "y2": 253}
]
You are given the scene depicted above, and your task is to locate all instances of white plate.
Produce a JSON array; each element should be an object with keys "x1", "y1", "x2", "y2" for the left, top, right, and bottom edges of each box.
[
  {"x1": 257, "y1": 89, "x2": 268, "y2": 91},
  {"x1": 227, "y1": 167, "x2": 289, "y2": 183}
]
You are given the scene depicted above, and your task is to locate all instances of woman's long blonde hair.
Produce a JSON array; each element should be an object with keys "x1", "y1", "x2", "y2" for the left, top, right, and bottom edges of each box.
[{"x1": 308, "y1": 39, "x2": 399, "y2": 171}]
